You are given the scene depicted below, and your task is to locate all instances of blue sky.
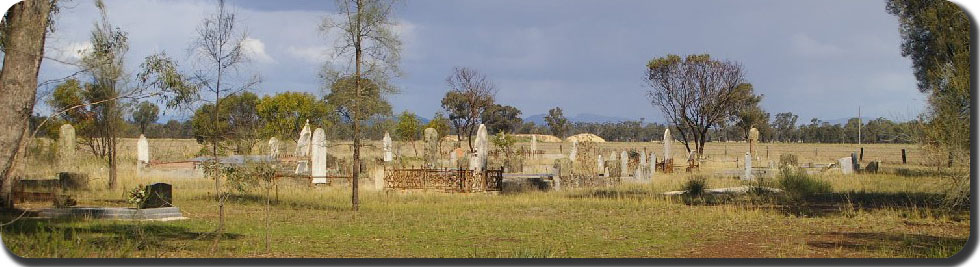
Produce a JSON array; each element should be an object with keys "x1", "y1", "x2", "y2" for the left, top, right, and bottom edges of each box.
[{"x1": 35, "y1": 0, "x2": 927, "y2": 124}]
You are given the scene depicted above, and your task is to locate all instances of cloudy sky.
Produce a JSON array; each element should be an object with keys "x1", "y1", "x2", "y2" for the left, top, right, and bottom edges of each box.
[{"x1": 36, "y1": 0, "x2": 927, "y2": 124}]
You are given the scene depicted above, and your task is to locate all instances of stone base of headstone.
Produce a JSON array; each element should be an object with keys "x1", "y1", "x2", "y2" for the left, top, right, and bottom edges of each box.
[{"x1": 57, "y1": 172, "x2": 88, "y2": 190}]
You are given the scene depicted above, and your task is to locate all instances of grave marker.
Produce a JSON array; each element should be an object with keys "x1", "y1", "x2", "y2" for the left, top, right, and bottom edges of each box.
[{"x1": 310, "y1": 128, "x2": 328, "y2": 184}]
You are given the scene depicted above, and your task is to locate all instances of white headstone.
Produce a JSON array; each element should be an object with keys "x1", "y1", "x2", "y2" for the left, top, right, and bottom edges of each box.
[
  {"x1": 469, "y1": 152, "x2": 481, "y2": 171},
  {"x1": 382, "y1": 132, "x2": 393, "y2": 162},
  {"x1": 663, "y1": 129, "x2": 672, "y2": 161},
  {"x1": 649, "y1": 152, "x2": 657, "y2": 178},
  {"x1": 310, "y1": 128, "x2": 327, "y2": 184},
  {"x1": 620, "y1": 151, "x2": 629, "y2": 177},
  {"x1": 268, "y1": 137, "x2": 280, "y2": 158},
  {"x1": 639, "y1": 150, "x2": 647, "y2": 166},
  {"x1": 295, "y1": 120, "x2": 312, "y2": 157},
  {"x1": 742, "y1": 152, "x2": 753, "y2": 180},
  {"x1": 530, "y1": 135, "x2": 537, "y2": 152},
  {"x1": 137, "y1": 134, "x2": 150, "y2": 164},
  {"x1": 597, "y1": 155, "x2": 604, "y2": 171},
  {"x1": 839, "y1": 157, "x2": 854, "y2": 175},
  {"x1": 475, "y1": 124, "x2": 489, "y2": 170},
  {"x1": 609, "y1": 151, "x2": 618, "y2": 161},
  {"x1": 569, "y1": 140, "x2": 578, "y2": 161}
]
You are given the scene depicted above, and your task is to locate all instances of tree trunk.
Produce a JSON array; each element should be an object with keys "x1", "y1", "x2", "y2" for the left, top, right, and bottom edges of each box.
[
  {"x1": 0, "y1": 0, "x2": 55, "y2": 209},
  {"x1": 351, "y1": 0, "x2": 363, "y2": 212}
]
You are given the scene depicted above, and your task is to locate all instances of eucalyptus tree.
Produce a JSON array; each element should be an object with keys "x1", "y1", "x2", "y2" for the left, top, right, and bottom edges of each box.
[{"x1": 319, "y1": 0, "x2": 402, "y2": 211}]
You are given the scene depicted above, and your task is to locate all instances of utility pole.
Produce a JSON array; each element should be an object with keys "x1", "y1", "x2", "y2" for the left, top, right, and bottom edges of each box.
[{"x1": 858, "y1": 106, "x2": 862, "y2": 145}]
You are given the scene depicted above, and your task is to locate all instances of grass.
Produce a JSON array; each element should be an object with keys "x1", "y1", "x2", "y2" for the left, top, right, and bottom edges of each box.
[{"x1": 0, "y1": 139, "x2": 969, "y2": 258}]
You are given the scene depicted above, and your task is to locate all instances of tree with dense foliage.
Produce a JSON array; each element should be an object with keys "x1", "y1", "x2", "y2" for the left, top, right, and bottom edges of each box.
[
  {"x1": 325, "y1": 76, "x2": 392, "y2": 123},
  {"x1": 132, "y1": 101, "x2": 159, "y2": 134},
  {"x1": 886, "y1": 0, "x2": 969, "y2": 205},
  {"x1": 426, "y1": 111, "x2": 451, "y2": 140},
  {"x1": 394, "y1": 111, "x2": 421, "y2": 156},
  {"x1": 544, "y1": 107, "x2": 569, "y2": 139},
  {"x1": 190, "y1": 92, "x2": 262, "y2": 155},
  {"x1": 0, "y1": 0, "x2": 59, "y2": 208},
  {"x1": 481, "y1": 104, "x2": 522, "y2": 134},
  {"x1": 319, "y1": 0, "x2": 402, "y2": 211},
  {"x1": 256, "y1": 92, "x2": 331, "y2": 140},
  {"x1": 771, "y1": 112, "x2": 799, "y2": 142},
  {"x1": 645, "y1": 54, "x2": 759, "y2": 159},
  {"x1": 441, "y1": 67, "x2": 496, "y2": 152}
]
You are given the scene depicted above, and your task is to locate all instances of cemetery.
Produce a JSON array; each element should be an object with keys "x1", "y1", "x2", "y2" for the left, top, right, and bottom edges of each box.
[{"x1": 0, "y1": 0, "x2": 968, "y2": 261}]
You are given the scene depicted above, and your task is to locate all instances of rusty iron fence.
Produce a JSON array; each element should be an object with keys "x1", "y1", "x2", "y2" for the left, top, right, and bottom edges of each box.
[{"x1": 384, "y1": 168, "x2": 502, "y2": 192}]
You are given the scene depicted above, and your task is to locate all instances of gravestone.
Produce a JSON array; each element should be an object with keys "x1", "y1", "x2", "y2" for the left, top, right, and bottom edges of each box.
[
  {"x1": 838, "y1": 157, "x2": 854, "y2": 175},
  {"x1": 851, "y1": 152, "x2": 860, "y2": 172},
  {"x1": 742, "y1": 152, "x2": 753, "y2": 180},
  {"x1": 748, "y1": 127, "x2": 760, "y2": 156},
  {"x1": 639, "y1": 150, "x2": 647, "y2": 166},
  {"x1": 469, "y1": 152, "x2": 481, "y2": 171},
  {"x1": 663, "y1": 129, "x2": 672, "y2": 161},
  {"x1": 620, "y1": 151, "x2": 629, "y2": 177},
  {"x1": 137, "y1": 134, "x2": 149, "y2": 164},
  {"x1": 295, "y1": 120, "x2": 312, "y2": 157},
  {"x1": 58, "y1": 124, "x2": 76, "y2": 169},
  {"x1": 58, "y1": 172, "x2": 88, "y2": 190},
  {"x1": 475, "y1": 124, "x2": 488, "y2": 170},
  {"x1": 597, "y1": 155, "x2": 604, "y2": 172},
  {"x1": 141, "y1": 183, "x2": 173, "y2": 209},
  {"x1": 268, "y1": 137, "x2": 280, "y2": 158},
  {"x1": 450, "y1": 149, "x2": 458, "y2": 168},
  {"x1": 569, "y1": 140, "x2": 578, "y2": 161},
  {"x1": 423, "y1": 128, "x2": 439, "y2": 168},
  {"x1": 310, "y1": 128, "x2": 328, "y2": 184},
  {"x1": 531, "y1": 135, "x2": 537, "y2": 153},
  {"x1": 609, "y1": 151, "x2": 618, "y2": 161},
  {"x1": 382, "y1": 132, "x2": 393, "y2": 162},
  {"x1": 864, "y1": 161, "x2": 880, "y2": 174}
]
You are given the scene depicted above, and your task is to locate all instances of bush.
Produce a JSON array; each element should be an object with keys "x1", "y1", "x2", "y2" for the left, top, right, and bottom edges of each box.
[
  {"x1": 682, "y1": 176, "x2": 708, "y2": 197},
  {"x1": 778, "y1": 154, "x2": 799, "y2": 168},
  {"x1": 778, "y1": 168, "x2": 831, "y2": 201}
]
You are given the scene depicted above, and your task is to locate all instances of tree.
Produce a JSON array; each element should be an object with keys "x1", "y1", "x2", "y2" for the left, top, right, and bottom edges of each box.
[
  {"x1": 394, "y1": 111, "x2": 421, "y2": 156},
  {"x1": 325, "y1": 76, "x2": 392, "y2": 123},
  {"x1": 190, "y1": 92, "x2": 262, "y2": 155},
  {"x1": 545, "y1": 107, "x2": 569, "y2": 139},
  {"x1": 886, "y1": 0, "x2": 969, "y2": 205},
  {"x1": 441, "y1": 67, "x2": 496, "y2": 151},
  {"x1": 645, "y1": 54, "x2": 757, "y2": 159},
  {"x1": 190, "y1": 0, "x2": 257, "y2": 249},
  {"x1": 481, "y1": 104, "x2": 522, "y2": 134},
  {"x1": 426, "y1": 111, "x2": 451, "y2": 139},
  {"x1": 132, "y1": 101, "x2": 159, "y2": 134},
  {"x1": 256, "y1": 92, "x2": 331, "y2": 140},
  {"x1": 771, "y1": 112, "x2": 799, "y2": 142},
  {"x1": 0, "y1": 0, "x2": 58, "y2": 208},
  {"x1": 319, "y1": 0, "x2": 402, "y2": 211}
]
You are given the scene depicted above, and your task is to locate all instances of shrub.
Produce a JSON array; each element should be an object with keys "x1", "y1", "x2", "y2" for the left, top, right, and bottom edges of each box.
[
  {"x1": 682, "y1": 176, "x2": 708, "y2": 197},
  {"x1": 778, "y1": 168, "x2": 831, "y2": 201},
  {"x1": 778, "y1": 153, "x2": 799, "y2": 168}
]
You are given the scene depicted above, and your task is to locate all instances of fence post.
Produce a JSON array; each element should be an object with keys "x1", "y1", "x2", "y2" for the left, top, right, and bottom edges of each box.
[
  {"x1": 860, "y1": 147, "x2": 864, "y2": 161},
  {"x1": 901, "y1": 149, "x2": 907, "y2": 164}
]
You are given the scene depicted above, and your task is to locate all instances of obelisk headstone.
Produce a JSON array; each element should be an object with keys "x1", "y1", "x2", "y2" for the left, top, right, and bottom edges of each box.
[
  {"x1": 310, "y1": 128, "x2": 327, "y2": 184},
  {"x1": 473, "y1": 124, "x2": 489, "y2": 171},
  {"x1": 663, "y1": 129, "x2": 672, "y2": 162},
  {"x1": 383, "y1": 132, "x2": 393, "y2": 162}
]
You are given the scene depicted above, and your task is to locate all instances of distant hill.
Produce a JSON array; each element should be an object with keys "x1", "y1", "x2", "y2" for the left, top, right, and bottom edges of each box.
[{"x1": 524, "y1": 113, "x2": 636, "y2": 125}]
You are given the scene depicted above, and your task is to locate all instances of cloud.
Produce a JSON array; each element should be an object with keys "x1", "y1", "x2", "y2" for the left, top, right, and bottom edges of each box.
[
  {"x1": 53, "y1": 41, "x2": 93, "y2": 62},
  {"x1": 241, "y1": 37, "x2": 274, "y2": 64},
  {"x1": 286, "y1": 45, "x2": 332, "y2": 64},
  {"x1": 790, "y1": 33, "x2": 843, "y2": 58}
]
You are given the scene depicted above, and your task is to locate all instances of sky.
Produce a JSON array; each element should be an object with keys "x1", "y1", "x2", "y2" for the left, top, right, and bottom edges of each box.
[{"x1": 34, "y1": 0, "x2": 927, "y2": 124}]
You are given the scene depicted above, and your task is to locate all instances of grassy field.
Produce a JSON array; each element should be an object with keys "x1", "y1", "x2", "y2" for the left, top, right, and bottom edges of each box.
[{"x1": 0, "y1": 138, "x2": 969, "y2": 258}]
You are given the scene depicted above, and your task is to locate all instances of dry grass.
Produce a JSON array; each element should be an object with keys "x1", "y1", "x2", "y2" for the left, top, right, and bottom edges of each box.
[{"x1": 1, "y1": 138, "x2": 967, "y2": 258}]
